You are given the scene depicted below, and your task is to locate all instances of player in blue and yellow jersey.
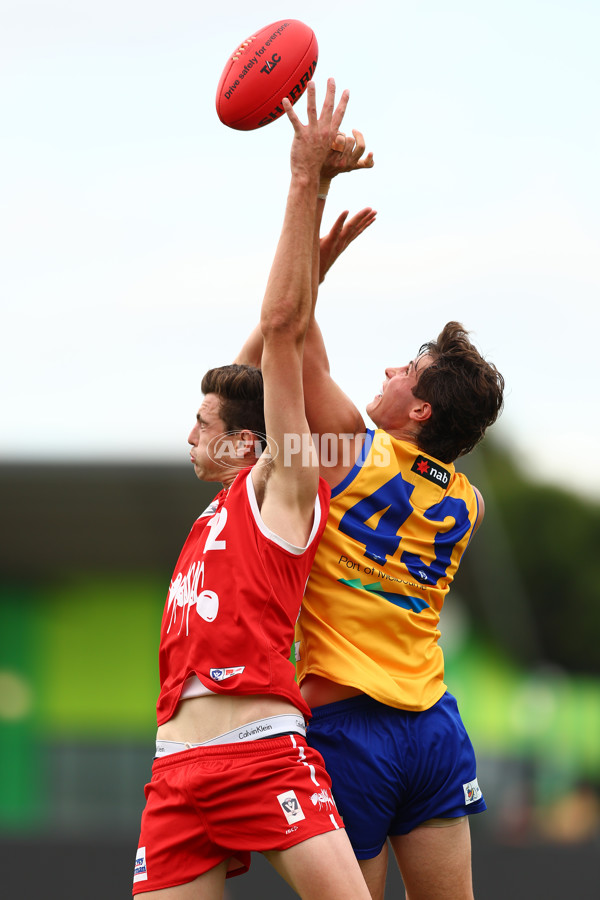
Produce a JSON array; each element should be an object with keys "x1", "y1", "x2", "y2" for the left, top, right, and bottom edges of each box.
[
  {"x1": 296, "y1": 325, "x2": 503, "y2": 900},
  {"x1": 238, "y1": 132, "x2": 504, "y2": 900},
  {"x1": 300, "y1": 140, "x2": 504, "y2": 900}
]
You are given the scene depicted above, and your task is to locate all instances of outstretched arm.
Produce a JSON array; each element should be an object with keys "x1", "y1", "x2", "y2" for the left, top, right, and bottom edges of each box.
[
  {"x1": 311, "y1": 128, "x2": 375, "y2": 290},
  {"x1": 235, "y1": 130, "x2": 375, "y2": 369},
  {"x1": 253, "y1": 79, "x2": 350, "y2": 545},
  {"x1": 238, "y1": 122, "x2": 376, "y2": 490},
  {"x1": 300, "y1": 134, "x2": 377, "y2": 484}
]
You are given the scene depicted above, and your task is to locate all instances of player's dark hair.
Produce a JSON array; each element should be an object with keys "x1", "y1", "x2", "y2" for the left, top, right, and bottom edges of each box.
[
  {"x1": 412, "y1": 322, "x2": 504, "y2": 462},
  {"x1": 201, "y1": 364, "x2": 267, "y2": 451}
]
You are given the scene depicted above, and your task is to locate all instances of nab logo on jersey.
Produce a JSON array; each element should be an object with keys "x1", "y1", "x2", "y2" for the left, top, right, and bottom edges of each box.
[{"x1": 411, "y1": 455, "x2": 451, "y2": 487}]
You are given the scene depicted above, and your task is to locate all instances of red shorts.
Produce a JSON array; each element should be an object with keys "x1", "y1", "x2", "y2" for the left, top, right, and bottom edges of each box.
[{"x1": 132, "y1": 734, "x2": 344, "y2": 894}]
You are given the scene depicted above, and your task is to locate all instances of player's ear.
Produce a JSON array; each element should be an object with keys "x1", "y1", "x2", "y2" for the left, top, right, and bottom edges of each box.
[
  {"x1": 410, "y1": 401, "x2": 431, "y2": 424},
  {"x1": 236, "y1": 429, "x2": 261, "y2": 459}
]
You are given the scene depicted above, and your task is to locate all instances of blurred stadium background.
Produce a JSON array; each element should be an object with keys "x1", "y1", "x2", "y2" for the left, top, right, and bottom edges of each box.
[{"x1": 1, "y1": 441, "x2": 599, "y2": 898}]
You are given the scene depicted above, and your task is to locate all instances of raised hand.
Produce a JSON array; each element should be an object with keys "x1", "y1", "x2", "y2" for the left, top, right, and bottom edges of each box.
[
  {"x1": 282, "y1": 78, "x2": 350, "y2": 183},
  {"x1": 319, "y1": 207, "x2": 377, "y2": 284},
  {"x1": 322, "y1": 129, "x2": 374, "y2": 182}
]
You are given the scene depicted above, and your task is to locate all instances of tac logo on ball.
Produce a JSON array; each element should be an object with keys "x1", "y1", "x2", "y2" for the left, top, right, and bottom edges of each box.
[
  {"x1": 216, "y1": 19, "x2": 318, "y2": 131},
  {"x1": 207, "y1": 431, "x2": 276, "y2": 470}
]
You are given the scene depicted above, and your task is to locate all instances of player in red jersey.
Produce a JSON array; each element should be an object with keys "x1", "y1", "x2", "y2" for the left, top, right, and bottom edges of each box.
[{"x1": 132, "y1": 80, "x2": 373, "y2": 900}]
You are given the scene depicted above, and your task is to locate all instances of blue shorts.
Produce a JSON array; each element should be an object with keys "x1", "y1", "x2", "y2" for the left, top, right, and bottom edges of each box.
[{"x1": 306, "y1": 691, "x2": 486, "y2": 858}]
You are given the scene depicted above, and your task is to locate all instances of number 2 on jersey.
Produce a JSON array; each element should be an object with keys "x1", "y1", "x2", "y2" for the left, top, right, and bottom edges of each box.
[{"x1": 203, "y1": 508, "x2": 227, "y2": 552}]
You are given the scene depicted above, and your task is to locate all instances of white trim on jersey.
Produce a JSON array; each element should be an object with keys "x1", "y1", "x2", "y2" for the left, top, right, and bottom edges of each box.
[
  {"x1": 179, "y1": 673, "x2": 217, "y2": 700},
  {"x1": 245, "y1": 471, "x2": 322, "y2": 555}
]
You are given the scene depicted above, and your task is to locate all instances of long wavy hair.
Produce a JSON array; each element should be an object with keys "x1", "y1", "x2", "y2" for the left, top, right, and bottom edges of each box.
[{"x1": 412, "y1": 322, "x2": 505, "y2": 462}]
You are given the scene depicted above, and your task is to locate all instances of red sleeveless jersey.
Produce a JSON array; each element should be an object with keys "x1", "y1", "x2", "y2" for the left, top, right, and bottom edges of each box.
[{"x1": 156, "y1": 468, "x2": 330, "y2": 725}]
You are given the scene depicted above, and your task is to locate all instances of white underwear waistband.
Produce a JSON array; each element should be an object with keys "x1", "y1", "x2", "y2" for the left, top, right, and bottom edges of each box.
[{"x1": 155, "y1": 713, "x2": 306, "y2": 758}]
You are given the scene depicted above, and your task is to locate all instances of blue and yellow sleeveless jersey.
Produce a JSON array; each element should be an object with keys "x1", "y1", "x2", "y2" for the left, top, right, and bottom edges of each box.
[{"x1": 295, "y1": 429, "x2": 479, "y2": 712}]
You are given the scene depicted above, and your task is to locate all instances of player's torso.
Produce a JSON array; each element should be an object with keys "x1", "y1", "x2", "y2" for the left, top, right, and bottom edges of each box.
[
  {"x1": 296, "y1": 431, "x2": 479, "y2": 711},
  {"x1": 158, "y1": 470, "x2": 328, "y2": 725}
]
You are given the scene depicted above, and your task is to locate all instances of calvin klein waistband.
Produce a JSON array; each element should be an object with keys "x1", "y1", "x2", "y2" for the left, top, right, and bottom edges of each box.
[{"x1": 155, "y1": 713, "x2": 306, "y2": 758}]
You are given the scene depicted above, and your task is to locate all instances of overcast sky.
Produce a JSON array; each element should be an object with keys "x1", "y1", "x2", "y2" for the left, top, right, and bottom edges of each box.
[{"x1": 2, "y1": 0, "x2": 599, "y2": 500}]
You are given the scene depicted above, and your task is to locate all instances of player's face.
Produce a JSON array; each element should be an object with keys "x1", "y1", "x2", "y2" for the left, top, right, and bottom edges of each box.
[
  {"x1": 366, "y1": 353, "x2": 433, "y2": 430},
  {"x1": 188, "y1": 394, "x2": 228, "y2": 482}
]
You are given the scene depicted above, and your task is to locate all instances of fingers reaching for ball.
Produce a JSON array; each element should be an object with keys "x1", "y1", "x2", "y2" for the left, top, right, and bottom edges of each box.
[
  {"x1": 283, "y1": 77, "x2": 373, "y2": 190},
  {"x1": 283, "y1": 78, "x2": 355, "y2": 181}
]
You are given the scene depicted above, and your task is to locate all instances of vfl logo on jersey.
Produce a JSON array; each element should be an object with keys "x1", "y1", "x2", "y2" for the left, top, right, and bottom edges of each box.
[
  {"x1": 463, "y1": 779, "x2": 483, "y2": 805},
  {"x1": 310, "y1": 788, "x2": 336, "y2": 812},
  {"x1": 210, "y1": 666, "x2": 245, "y2": 682},
  {"x1": 411, "y1": 455, "x2": 451, "y2": 487},
  {"x1": 133, "y1": 846, "x2": 148, "y2": 883},
  {"x1": 277, "y1": 790, "x2": 306, "y2": 825}
]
